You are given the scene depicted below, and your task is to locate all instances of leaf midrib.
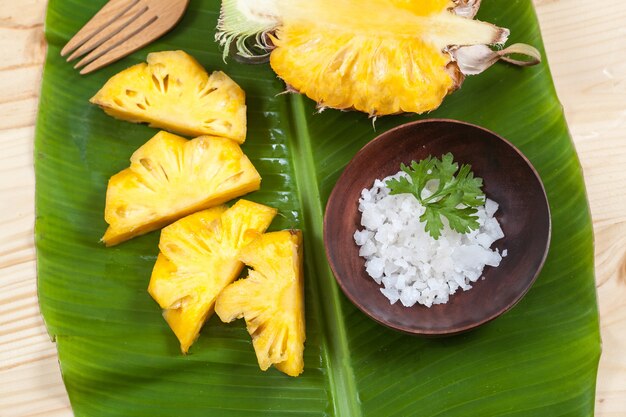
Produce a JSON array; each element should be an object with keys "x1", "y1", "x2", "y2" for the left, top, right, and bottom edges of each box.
[{"x1": 287, "y1": 95, "x2": 362, "y2": 417}]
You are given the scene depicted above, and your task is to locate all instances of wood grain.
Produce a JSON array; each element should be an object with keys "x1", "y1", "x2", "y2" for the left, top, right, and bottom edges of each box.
[
  {"x1": 62, "y1": 0, "x2": 190, "y2": 74},
  {"x1": 1, "y1": 0, "x2": 624, "y2": 415}
]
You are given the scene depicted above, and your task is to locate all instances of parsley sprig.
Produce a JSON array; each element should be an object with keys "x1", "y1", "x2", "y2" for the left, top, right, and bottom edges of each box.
[{"x1": 385, "y1": 153, "x2": 485, "y2": 240}]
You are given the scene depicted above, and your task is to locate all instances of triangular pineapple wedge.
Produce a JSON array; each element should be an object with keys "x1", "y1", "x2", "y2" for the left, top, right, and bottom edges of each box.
[
  {"x1": 215, "y1": 231, "x2": 305, "y2": 377},
  {"x1": 149, "y1": 200, "x2": 277, "y2": 353},
  {"x1": 91, "y1": 51, "x2": 247, "y2": 143},
  {"x1": 103, "y1": 131, "x2": 261, "y2": 246}
]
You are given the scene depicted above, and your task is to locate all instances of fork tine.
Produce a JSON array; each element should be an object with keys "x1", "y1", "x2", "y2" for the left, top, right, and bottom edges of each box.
[
  {"x1": 66, "y1": 2, "x2": 147, "y2": 62},
  {"x1": 76, "y1": 13, "x2": 160, "y2": 74},
  {"x1": 61, "y1": 0, "x2": 139, "y2": 57},
  {"x1": 79, "y1": 17, "x2": 171, "y2": 75}
]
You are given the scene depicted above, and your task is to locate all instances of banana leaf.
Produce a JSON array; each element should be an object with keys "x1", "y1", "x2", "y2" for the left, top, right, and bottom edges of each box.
[{"x1": 36, "y1": 0, "x2": 600, "y2": 416}]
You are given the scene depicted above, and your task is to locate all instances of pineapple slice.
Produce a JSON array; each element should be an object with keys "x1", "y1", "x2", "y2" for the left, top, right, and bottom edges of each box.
[
  {"x1": 103, "y1": 131, "x2": 261, "y2": 246},
  {"x1": 91, "y1": 51, "x2": 247, "y2": 143},
  {"x1": 217, "y1": 0, "x2": 540, "y2": 116},
  {"x1": 148, "y1": 200, "x2": 277, "y2": 353},
  {"x1": 215, "y1": 231, "x2": 305, "y2": 377}
]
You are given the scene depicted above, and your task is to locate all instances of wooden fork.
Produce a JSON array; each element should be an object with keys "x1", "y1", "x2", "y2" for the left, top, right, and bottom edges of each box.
[{"x1": 61, "y1": 0, "x2": 190, "y2": 75}]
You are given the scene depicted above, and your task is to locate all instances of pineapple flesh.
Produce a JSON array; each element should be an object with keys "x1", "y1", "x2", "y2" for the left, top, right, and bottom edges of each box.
[
  {"x1": 217, "y1": 0, "x2": 539, "y2": 116},
  {"x1": 103, "y1": 131, "x2": 261, "y2": 246},
  {"x1": 91, "y1": 51, "x2": 247, "y2": 143},
  {"x1": 215, "y1": 231, "x2": 305, "y2": 377},
  {"x1": 148, "y1": 200, "x2": 277, "y2": 353}
]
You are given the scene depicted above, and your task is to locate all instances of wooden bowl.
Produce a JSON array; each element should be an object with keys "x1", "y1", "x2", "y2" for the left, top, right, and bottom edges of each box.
[{"x1": 323, "y1": 119, "x2": 551, "y2": 335}]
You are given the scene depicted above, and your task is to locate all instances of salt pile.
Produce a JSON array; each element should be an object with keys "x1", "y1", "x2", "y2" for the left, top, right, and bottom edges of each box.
[{"x1": 354, "y1": 172, "x2": 507, "y2": 308}]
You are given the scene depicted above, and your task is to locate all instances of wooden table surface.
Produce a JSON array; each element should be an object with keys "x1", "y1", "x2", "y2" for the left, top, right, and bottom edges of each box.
[{"x1": 1, "y1": 1, "x2": 625, "y2": 415}]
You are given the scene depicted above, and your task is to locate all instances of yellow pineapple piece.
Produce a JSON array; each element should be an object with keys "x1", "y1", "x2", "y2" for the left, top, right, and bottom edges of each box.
[
  {"x1": 215, "y1": 231, "x2": 305, "y2": 377},
  {"x1": 103, "y1": 131, "x2": 261, "y2": 246},
  {"x1": 148, "y1": 200, "x2": 277, "y2": 353},
  {"x1": 91, "y1": 51, "x2": 247, "y2": 143},
  {"x1": 217, "y1": 0, "x2": 539, "y2": 116}
]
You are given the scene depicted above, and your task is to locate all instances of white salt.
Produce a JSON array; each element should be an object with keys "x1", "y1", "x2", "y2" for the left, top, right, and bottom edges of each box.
[{"x1": 353, "y1": 171, "x2": 506, "y2": 308}]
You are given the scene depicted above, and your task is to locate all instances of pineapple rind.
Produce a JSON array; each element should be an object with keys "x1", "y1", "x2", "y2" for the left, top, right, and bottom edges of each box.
[
  {"x1": 215, "y1": 230, "x2": 305, "y2": 377},
  {"x1": 102, "y1": 131, "x2": 261, "y2": 246},
  {"x1": 91, "y1": 51, "x2": 247, "y2": 143},
  {"x1": 148, "y1": 200, "x2": 278, "y2": 353}
]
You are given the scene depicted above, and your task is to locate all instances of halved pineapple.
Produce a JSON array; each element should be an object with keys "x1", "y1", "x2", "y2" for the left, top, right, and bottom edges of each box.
[
  {"x1": 103, "y1": 131, "x2": 261, "y2": 246},
  {"x1": 91, "y1": 51, "x2": 247, "y2": 143},
  {"x1": 217, "y1": 0, "x2": 540, "y2": 116},
  {"x1": 215, "y1": 231, "x2": 305, "y2": 377},
  {"x1": 149, "y1": 200, "x2": 277, "y2": 353}
]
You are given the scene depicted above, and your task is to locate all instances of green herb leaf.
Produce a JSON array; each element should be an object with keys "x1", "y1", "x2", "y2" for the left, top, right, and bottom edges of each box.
[
  {"x1": 387, "y1": 153, "x2": 485, "y2": 239},
  {"x1": 420, "y1": 206, "x2": 445, "y2": 240}
]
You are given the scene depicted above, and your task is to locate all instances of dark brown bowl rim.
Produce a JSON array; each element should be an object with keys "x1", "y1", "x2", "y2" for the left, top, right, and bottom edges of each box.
[{"x1": 323, "y1": 118, "x2": 552, "y2": 336}]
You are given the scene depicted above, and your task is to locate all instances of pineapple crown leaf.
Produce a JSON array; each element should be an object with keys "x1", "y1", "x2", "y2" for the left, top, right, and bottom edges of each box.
[{"x1": 216, "y1": 0, "x2": 279, "y2": 62}]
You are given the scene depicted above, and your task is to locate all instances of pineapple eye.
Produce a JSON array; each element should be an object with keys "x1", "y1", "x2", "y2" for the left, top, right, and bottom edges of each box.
[
  {"x1": 169, "y1": 295, "x2": 191, "y2": 310},
  {"x1": 115, "y1": 206, "x2": 127, "y2": 217},
  {"x1": 164, "y1": 243, "x2": 182, "y2": 256},
  {"x1": 199, "y1": 84, "x2": 218, "y2": 98},
  {"x1": 222, "y1": 171, "x2": 245, "y2": 185},
  {"x1": 204, "y1": 119, "x2": 233, "y2": 132},
  {"x1": 151, "y1": 74, "x2": 167, "y2": 94},
  {"x1": 160, "y1": 165, "x2": 170, "y2": 182},
  {"x1": 279, "y1": 328, "x2": 288, "y2": 355},
  {"x1": 113, "y1": 98, "x2": 124, "y2": 107},
  {"x1": 139, "y1": 158, "x2": 154, "y2": 171},
  {"x1": 125, "y1": 89, "x2": 138, "y2": 97},
  {"x1": 251, "y1": 319, "x2": 267, "y2": 338},
  {"x1": 151, "y1": 70, "x2": 170, "y2": 94}
]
